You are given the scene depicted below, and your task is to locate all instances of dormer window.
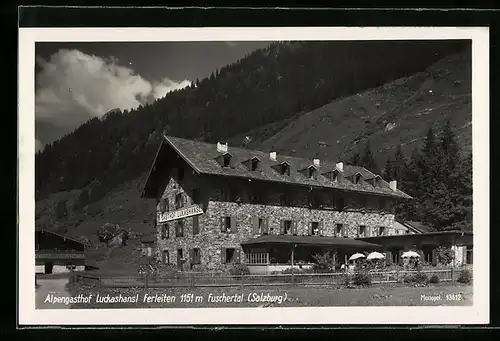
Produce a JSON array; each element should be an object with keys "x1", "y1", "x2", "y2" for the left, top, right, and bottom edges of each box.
[
  {"x1": 332, "y1": 170, "x2": 339, "y2": 182},
  {"x1": 251, "y1": 157, "x2": 259, "y2": 171},
  {"x1": 280, "y1": 162, "x2": 291, "y2": 176},
  {"x1": 223, "y1": 154, "x2": 231, "y2": 167},
  {"x1": 354, "y1": 173, "x2": 362, "y2": 184},
  {"x1": 308, "y1": 167, "x2": 315, "y2": 179}
]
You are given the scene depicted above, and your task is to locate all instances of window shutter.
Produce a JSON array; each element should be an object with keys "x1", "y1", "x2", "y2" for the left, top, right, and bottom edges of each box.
[
  {"x1": 385, "y1": 251, "x2": 393, "y2": 265},
  {"x1": 193, "y1": 216, "x2": 199, "y2": 235},
  {"x1": 319, "y1": 221, "x2": 324, "y2": 236},
  {"x1": 280, "y1": 221, "x2": 285, "y2": 235},
  {"x1": 234, "y1": 249, "x2": 241, "y2": 264},
  {"x1": 291, "y1": 221, "x2": 298, "y2": 235},
  {"x1": 221, "y1": 247, "x2": 226, "y2": 264},
  {"x1": 262, "y1": 218, "x2": 269, "y2": 234},
  {"x1": 252, "y1": 217, "x2": 259, "y2": 234},
  {"x1": 308, "y1": 222, "x2": 313, "y2": 236},
  {"x1": 230, "y1": 217, "x2": 237, "y2": 233},
  {"x1": 189, "y1": 249, "x2": 194, "y2": 265},
  {"x1": 220, "y1": 217, "x2": 226, "y2": 232},
  {"x1": 432, "y1": 249, "x2": 438, "y2": 266}
]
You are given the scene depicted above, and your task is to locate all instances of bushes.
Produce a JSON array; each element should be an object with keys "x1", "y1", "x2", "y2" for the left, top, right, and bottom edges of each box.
[
  {"x1": 352, "y1": 272, "x2": 371, "y2": 286},
  {"x1": 229, "y1": 264, "x2": 250, "y2": 277},
  {"x1": 429, "y1": 274, "x2": 440, "y2": 284},
  {"x1": 403, "y1": 271, "x2": 429, "y2": 285},
  {"x1": 457, "y1": 269, "x2": 472, "y2": 284}
]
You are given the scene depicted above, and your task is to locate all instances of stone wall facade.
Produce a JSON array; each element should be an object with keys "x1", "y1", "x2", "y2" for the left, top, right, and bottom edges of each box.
[{"x1": 154, "y1": 163, "x2": 402, "y2": 271}]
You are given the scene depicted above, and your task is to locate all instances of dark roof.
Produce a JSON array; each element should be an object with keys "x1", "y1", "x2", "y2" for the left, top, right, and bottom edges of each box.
[
  {"x1": 142, "y1": 135, "x2": 412, "y2": 199},
  {"x1": 35, "y1": 228, "x2": 86, "y2": 246},
  {"x1": 403, "y1": 221, "x2": 437, "y2": 234},
  {"x1": 241, "y1": 235, "x2": 383, "y2": 250},
  {"x1": 357, "y1": 230, "x2": 472, "y2": 240}
]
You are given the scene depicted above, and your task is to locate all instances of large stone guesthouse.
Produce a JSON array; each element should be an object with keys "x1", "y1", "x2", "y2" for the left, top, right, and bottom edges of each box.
[{"x1": 141, "y1": 135, "x2": 417, "y2": 274}]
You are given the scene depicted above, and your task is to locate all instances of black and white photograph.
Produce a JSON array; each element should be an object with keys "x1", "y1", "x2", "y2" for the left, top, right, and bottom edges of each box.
[{"x1": 18, "y1": 26, "x2": 489, "y2": 325}]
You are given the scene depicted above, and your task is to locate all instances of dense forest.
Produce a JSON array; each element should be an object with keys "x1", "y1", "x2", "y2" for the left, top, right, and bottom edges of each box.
[
  {"x1": 35, "y1": 40, "x2": 469, "y2": 208},
  {"x1": 348, "y1": 120, "x2": 472, "y2": 232}
]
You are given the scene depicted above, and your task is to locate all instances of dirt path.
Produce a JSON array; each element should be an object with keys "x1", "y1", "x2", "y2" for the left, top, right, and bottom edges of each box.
[{"x1": 36, "y1": 276, "x2": 72, "y2": 309}]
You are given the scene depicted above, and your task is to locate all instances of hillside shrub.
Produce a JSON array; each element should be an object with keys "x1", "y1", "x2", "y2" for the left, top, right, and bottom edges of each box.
[{"x1": 457, "y1": 269, "x2": 472, "y2": 284}]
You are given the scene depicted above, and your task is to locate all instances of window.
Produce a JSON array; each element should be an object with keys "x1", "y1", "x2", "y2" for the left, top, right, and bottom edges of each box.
[
  {"x1": 378, "y1": 226, "x2": 386, "y2": 236},
  {"x1": 335, "y1": 196, "x2": 345, "y2": 211},
  {"x1": 175, "y1": 220, "x2": 184, "y2": 237},
  {"x1": 281, "y1": 220, "x2": 293, "y2": 235},
  {"x1": 358, "y1": 225, "x2": 366, "y2": 237},
  {"x1": 225, "y1": 248, "x2": 236, "y2": 264},
  {"x1": 160, "y1": 198, "x2": 169, "y2": 212},
  {"x1": 221, "y1": 216, "x2": 236, "y2": 233},
  {"x1": 466, "y1": 246, "x2": 473, "y2": 264},
  {"x1": 332, "y1": 170, "x2": 339, "y2": 182},
  {"x1": 192, "y1": 188, "x2": 201, "y2": 204},
  {"x1": 162, "y1": 250, "x2": 169, "y2": 264},
  {"x1": 310, "y1": 222, "x2": 320, "y2": 236},
  {"x1": 280, "y1": 163, "x2": 291, "y2": 176},
  {"x1": 251, "y1": 158, "x2": 259, "y2": 171},
  {"x1": 192, "y1": 216, "x2": 200, "y2": 235},
  {"x1": 161, "y1": 223, "x2": 169, "y2": 239},
  {"x1": 223, "y1": 154, "x2": 231, "y2": 167},
  {"x1": 191, "y1": 248, "x2": 201, "y2": 265},
  {"x1": 335, "y1": 223, "x2": 343, "y2": 237},
  {"x1": 258, "y1": 218, "x2": 263, "y2": 233},
  {"x1": 355, "y1": 173, "x2": 362, "y2": 184},
  {"x1": 175, "y1": 193, "x2": 184, "y2": 209},
  {"x1": 422, "y1": 247, "x2": 433, "y2": 264},
  {"x1": 246, "y1": 252, "x2": 269, "y2": 265},
  {"x1": 308, "y1": 167, "x2": 316, "y2": 179},
  {"x1": 391, "y1": 249, "x2": 401, "y2": 264}
]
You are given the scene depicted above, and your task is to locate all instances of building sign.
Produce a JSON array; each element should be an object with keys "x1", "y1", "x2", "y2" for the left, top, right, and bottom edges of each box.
[
  {"x1": 35, "y1": 252, "x2": 86, "y2": 260},
  {"x1": 157, "y1": 204, "x2": 203, "y2": 223}
]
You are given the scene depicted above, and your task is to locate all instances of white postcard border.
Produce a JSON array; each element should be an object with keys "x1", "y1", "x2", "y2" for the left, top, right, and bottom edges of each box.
[{"x1": 18, "y1": 26, "x2": 490, "y2": 325}]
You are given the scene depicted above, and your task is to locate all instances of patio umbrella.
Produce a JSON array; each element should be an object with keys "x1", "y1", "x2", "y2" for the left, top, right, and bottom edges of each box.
[
  {"x1": 401, "y1": 251, "x2": 420, "y2": 258},
  {"x1": 349, "y1": 253, "x2": 366, "y2": 261},
  {"x1": 367, "y1": 252, "x2": 386, "y2": 260}
]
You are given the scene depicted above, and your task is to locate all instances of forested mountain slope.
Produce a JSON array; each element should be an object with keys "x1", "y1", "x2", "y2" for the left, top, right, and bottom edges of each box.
[{"x1": 35, "y1": 40, "x2": 468, "y2": 204}]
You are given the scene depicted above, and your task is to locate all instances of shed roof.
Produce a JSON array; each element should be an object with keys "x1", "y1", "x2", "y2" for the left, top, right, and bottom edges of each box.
[{"x1": 241, "y1": 235, "x2": 383, "y2": 250}]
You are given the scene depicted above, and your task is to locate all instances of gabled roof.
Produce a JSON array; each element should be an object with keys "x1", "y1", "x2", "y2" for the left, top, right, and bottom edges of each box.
[
  {"x1": 35, "y1": 227, "x2": 86, "y2": 246},
  {"x1": 141, "y1": 135, "x2": 413, "y2": 199}
]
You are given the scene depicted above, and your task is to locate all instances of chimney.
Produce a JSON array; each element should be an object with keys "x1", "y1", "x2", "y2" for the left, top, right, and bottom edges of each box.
[
  {"x1": 389, "y1": 180, "x2": 397, "y2": 191},
  {"x1": 269, "y1": 151, "x2": 277, "y2": 161},
  {"x1": 217, "y1": 142, "x2": 228, "y2": 153},
  {"x1": 313, "y1": 158, "x2": 320, "y2": 167},
  {"x1": 336, "y1": 162, "x2": 344, "y2": 172}
]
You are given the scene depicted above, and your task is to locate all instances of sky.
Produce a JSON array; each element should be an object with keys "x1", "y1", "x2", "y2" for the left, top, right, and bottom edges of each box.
[{"x1": 34, "y1": 41, "x2": 271, "y2": 152}]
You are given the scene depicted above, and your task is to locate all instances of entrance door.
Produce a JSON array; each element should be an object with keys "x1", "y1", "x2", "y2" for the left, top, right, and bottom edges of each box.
[
  {"x1": 177, "y1": 249, "x2": 183, "y2": 271},
  {"x1": 44, "y1": 262, "x2": 53, "y2": 274}
]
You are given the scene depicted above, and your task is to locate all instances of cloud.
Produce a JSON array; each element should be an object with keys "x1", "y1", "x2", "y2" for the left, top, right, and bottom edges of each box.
[{"x1": 35, "y1": 49, "x2": 191, "y2": 147}]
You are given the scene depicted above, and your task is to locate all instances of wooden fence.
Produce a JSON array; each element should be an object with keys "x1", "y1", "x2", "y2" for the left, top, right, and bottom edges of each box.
[{"x1": 72, "y1": 267, "x2": 471, "y2": 289}]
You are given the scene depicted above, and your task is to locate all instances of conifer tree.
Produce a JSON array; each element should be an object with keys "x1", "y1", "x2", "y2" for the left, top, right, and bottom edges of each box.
[{"x1": 360, "y1": 141, "x2": 381, "y2": 174}]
